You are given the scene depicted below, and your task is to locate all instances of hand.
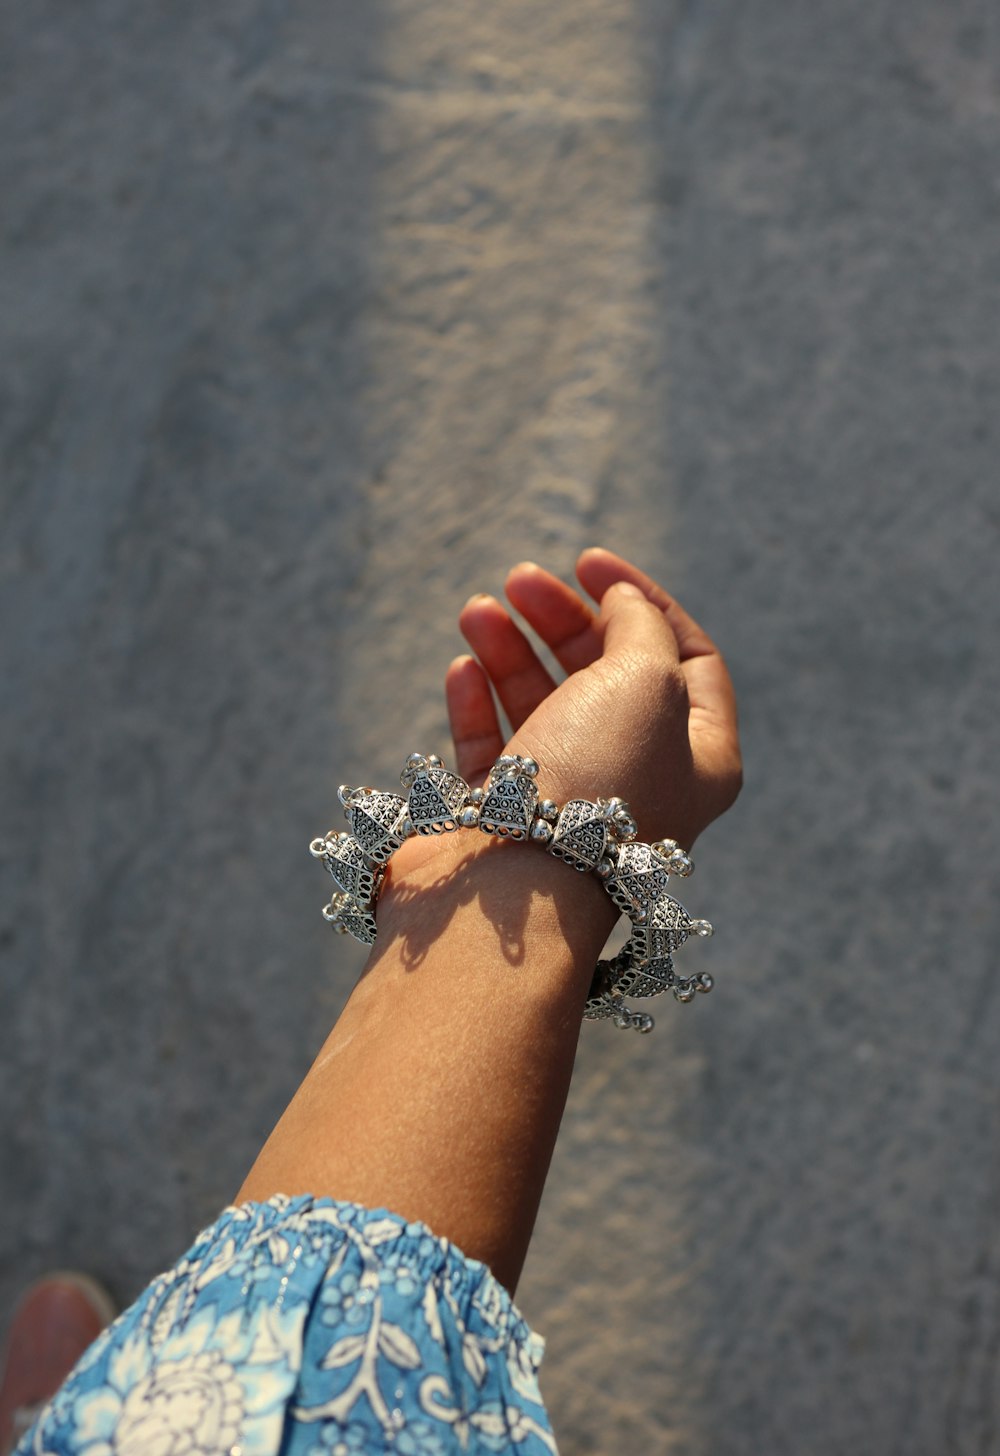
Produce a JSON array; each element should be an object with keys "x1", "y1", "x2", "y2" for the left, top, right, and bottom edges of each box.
[{"x1": 445, "y1": 548, "x2": 741, "y2": 849}]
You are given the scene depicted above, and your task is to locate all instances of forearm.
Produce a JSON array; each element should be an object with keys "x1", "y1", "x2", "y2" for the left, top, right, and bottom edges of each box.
[
  {"x1": 238, "y1": 830, "x2": 617, "y2": 1291},
  {"x1": 239, "y1": 551, "x2": 741, "y2": 1293}
]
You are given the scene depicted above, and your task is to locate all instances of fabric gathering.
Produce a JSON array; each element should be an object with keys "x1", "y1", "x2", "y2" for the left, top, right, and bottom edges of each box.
[{"x1": 16, "y1": 1196, "x2": 557, "y2": 1456}]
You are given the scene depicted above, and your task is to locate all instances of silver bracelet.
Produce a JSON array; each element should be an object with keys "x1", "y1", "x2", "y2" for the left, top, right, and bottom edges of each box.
[{"x1": 309, "y1": 753, "x2": 714, "y2": 1033}]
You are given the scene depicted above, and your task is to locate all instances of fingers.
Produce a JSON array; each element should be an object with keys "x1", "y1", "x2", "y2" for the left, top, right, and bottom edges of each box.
[
  {"x1": 445, "y1": 655, "x2": 505, "y2": 784},
  {"x1": 576, "y1": 547, "x2": 718, "y2": 663},
  {"x1": 503, "y1": 562, "x2": 602, "y2": 674},
  {"x1": 454, "y1": 555, "x2": 740, "y2": 820},
  {"x1": 598, "y1": 581, "x2": 681, "y2": 667},
  {"x1": 577, "y1": 546, "x2": 738, "y2": 728},
  {"x1": 458, "y1": 594, "x2": 558, "y2": 733},
  {"x1": 581, "y1": 550, "x2": 741, "y2": 813}
]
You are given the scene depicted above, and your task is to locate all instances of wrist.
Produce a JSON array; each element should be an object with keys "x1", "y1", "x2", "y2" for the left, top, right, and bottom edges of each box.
[
  {"x1": 370, "y1": 826, "x2": 618, "y2": 990},
  {"x1": 320, "y1": 753, "x2": 714, "y2": 1035}
]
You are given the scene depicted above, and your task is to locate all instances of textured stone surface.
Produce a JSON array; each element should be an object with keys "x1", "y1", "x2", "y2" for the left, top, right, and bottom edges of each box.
[{"x1": 2, "y1": 3, "x2": 999, "y2": 1453}]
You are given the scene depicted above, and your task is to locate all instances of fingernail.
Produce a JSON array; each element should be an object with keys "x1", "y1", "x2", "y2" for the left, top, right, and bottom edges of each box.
[
  {"x1": 613, "y1": 582, "x2": 645, "y2": 599},
  {"x1": 463, "y1": 592, "x2": 495, "y2": 608}
]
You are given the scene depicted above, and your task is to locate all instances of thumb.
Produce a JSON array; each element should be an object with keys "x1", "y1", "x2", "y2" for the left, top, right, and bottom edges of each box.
[{"x1": 599, "y1": 581, "x2": 680, "y2": 666}]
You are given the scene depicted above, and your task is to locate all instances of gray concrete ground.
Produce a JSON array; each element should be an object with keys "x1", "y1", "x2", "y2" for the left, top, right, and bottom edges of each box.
[{"x1": 3, "y1": 3, "x2": 999, "y2": 1452}]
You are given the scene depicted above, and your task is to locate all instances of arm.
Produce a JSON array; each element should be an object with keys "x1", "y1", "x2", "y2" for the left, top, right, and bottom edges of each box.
[{"x1": 237, "y1": 548, "x2": 741, "y2": 1293}]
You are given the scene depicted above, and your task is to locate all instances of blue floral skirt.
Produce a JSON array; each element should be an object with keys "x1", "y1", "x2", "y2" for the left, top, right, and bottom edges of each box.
[{"x1": 18, "y1": 1195, "x2": 558, "y2": 1455}]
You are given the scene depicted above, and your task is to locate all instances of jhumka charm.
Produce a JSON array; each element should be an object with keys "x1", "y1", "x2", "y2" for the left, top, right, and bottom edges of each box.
[
  {"x1": 478, "y1": 755, "x2": 539, "y2": 839},
  {"x1": 584, "y1": 948, "x2": 655, "y2": 1032},
  {"x1": 338, "y1": 785, "x2": 410, "y2": 863},
  {"x1": 549, "y1": 796, "x2": 637, "y2": 872},
  {"x1": 630, "y1": 893, "x2": 712, "y2": 966},
  {"x1": 606, "y1": 841, "x2": 674, "y2": 919},
  {"x1": 322, "y1": 891, "x2": 378, "y2": 946},
  {"x1": 613, "y1": 941, "x2": 676, "y2": 999},
  {"x1": 616, "y1": 890, "x2": 714, "y2": 1003},
  {"x1": 309, "y1": 831, "x2": 382, "y2": 905},
  {"x1": 400, "y1": 753, "x2": 470, "y2": 834}
]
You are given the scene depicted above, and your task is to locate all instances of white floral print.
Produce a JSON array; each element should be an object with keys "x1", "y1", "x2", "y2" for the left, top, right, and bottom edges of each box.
[
  {"x1": 18, "y1": 1196, "x2": 556, "y2": 1455},
  {"x1": 62, "y1": 1305, "x2": 295, "y2": 1456},
  {"x1": 81, "y1": 1350, "x2": 241, "y2": 1454}
]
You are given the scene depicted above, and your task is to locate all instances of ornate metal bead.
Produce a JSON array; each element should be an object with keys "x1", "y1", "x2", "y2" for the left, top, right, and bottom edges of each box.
[
  {"x1": 321, "y1": 892, "x2": 378, "y2": 946},
  {"x1": 478, "y1": 756, "x2": 539, "y2": 840},
  {"x1": 341, "y1": 788, "x2": 410, "y2": 863},
  {"x1": 314, "y1": 831, "x2": 381, "y2": 906},
  {"x1": 583, "y1": 987, "x2": 621, "y2": 1021},
  {"x1": 630, "y1": 893, "x2": 698, "y2": 965},
  {"x1": 614, "y1": 944, "x2": 675, "y2": 998},
  {"x1": 400, "y1": 753, "x2": 471, "y2": 834},
  {"x1": 606, "y1": 841, "x2": 673, "y2": 918},
  {"x1": 549, "y1": 799, "x2": 612, "y2": 872}
]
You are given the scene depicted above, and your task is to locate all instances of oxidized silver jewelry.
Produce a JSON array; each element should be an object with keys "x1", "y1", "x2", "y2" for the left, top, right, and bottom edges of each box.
[
  {"x1": 477, "y1": 755, "x2": 539, "y2": 839},
  {"x1": 310, "y1": 830, "x2": 382, "y2": 905},
  {"x1": 605, "y1": 840, "x2": 692, "y2": 921},
  {"x1": 547, "y1": 796, "x2": 637, "y2": 871},
  {"x1": 630, "y1": 892, "x2": 712, "y2": 964},
  {"x1": 312, "y1": 751, "x2": 715, "y2": 1033},
  {"x1": 583, "y1": 949, "x2": 656, "y2": 1032},
  {"x1": 400, "y1": 753, "x2": 471, "y2": 834},
  {"x1": 338, "y1": 785, "x2": 410, "y2": 863},
  {"x1": 321, "y1": 891, "x2": 378, "y2": 946}
]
